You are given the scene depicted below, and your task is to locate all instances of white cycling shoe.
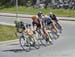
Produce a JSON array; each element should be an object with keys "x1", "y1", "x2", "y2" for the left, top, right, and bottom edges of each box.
[{"x1": 57, "y1": 32, "x2": 60, "y2": 38}]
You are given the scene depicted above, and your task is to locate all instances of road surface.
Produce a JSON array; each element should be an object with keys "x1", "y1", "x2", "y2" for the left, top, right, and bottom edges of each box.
[
  {"x1": 0, "y1": 16, "x2": 32, "y2": 25},
  {"x1": 0, "y1": 16, "x2": 75, "y2": 57}
]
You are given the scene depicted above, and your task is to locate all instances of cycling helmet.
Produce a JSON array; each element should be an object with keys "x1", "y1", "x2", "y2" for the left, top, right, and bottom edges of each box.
[
  {"x1": 37, "y1": 11, "x2": 43, "y2": 17},
  {"x1": 26, "y1": 24, "x2": 31, "y2": 29}
]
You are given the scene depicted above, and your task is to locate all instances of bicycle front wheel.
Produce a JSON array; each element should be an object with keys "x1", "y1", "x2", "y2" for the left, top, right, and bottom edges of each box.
[{"x1": 19, "y1": 35, "x2": 31, "y2": 52}]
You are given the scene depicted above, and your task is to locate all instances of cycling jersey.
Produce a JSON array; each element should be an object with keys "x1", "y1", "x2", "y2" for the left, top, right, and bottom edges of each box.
[
  {"x1": 32, "y1": 19, "x2": 41, "y2": 29},
  {"x1": 25, "y1": 29, "x2": 33, "y2": 36},
  {"x1": 45, "y1": 16, "x2": 52, "y2": 25}
]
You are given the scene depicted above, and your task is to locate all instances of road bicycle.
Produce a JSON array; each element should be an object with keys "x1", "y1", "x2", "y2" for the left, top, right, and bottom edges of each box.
[{"x1": 19, "y1": 24, "x2": 40, "y2": 52}]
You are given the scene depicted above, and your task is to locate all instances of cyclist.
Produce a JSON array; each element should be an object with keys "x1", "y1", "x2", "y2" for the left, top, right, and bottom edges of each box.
[
  {"x1": 49, "y1": 12, "x2": 58, "y2": 22},
  {"x1": 42, "y1": 15, "x2": 61, "y2": 40},
  {"x1": 49, "y1": 12, "x2": 63, "y2": 33},
  {"x1": 15, "y1": 18, "x2": 25, "y2": 33},
  {"x1": 31, "y1": 15, "x2": 41, "y2": 30},
  {"x1": 24, "y1": 24, "x2": 38, "y2": 46},
  {"x1": 31, "y1": 15, "x2": 51, "y2": 43},
  {"x1": 43, "y1": 15, "x2": 59, "y2": 32},
  {"x1": 31, "y1": 15, "x2": 44, "y2": 40}
]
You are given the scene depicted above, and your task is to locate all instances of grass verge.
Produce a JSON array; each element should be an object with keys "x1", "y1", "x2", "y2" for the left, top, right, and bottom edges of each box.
[
  {"x1": 0, "y1": 25, "x2": 16, "y2": 42},
  {"x1": 0, "y1": 6, "x2": 75, "y2": 16}
]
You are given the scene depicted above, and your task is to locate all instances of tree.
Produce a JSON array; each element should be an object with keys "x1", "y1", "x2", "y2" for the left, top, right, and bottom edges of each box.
[
  {"x1": 44, "y1": 0, "x2": 49, "y2": 8},
  {"x1": 31, "y1": 0, "x2": 37, "y2": 6}
]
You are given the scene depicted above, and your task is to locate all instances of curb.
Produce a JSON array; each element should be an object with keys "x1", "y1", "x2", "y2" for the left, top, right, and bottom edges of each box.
[
  {"x1": 0, "y1": 22, "x2": 15, "y2": 26},
  {"x1": 0, "y1": 13, "x2": 75, "y2": 21},
  {"x1": 59, "y1": 19, "x2": 75, "y2": 21},
  {"x1": 0, "y1": 13, "x2": 32, "y2": 18},
  {"x1": 57, "y1": 17, "x2": 75, "y2": 21}
]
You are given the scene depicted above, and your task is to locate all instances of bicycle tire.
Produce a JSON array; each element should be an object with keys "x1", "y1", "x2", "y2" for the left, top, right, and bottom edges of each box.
[
  {"x1": 37, "y1": 29, "x2": 47, "y2": 46},
  {"x1": 19, "y1": 34, "x2": 31, "y2": 52}
]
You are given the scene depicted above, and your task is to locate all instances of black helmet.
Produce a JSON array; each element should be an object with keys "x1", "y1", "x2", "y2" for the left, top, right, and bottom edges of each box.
[
  {"x1": 26, "y1": 24, "x2": 31, "y2": 28},
  {"x1": 37, "y1": 11, "x2": 43, "y2": 17}
]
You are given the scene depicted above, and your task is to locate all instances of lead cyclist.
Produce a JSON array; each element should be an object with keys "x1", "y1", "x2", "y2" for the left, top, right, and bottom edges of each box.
[{"x1": 49, "y1": 12, "x2": 63, "y2": 33}]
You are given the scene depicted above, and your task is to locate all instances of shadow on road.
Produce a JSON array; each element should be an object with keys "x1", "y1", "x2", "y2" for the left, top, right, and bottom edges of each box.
[
  {"x1": 8, "y1": 43, "x2": 19, "y2": 46},
  {"x1": 2, "y1": 49, "x2": 26, "y2": 53},
  {"x1": 2, "y1": 40, "x2": 54, "y2": 53},
  {"x1": 2, "y1": 44, "x2": 51, "y2": 53},
  {"x1": 2, "y1": 47, "x2": 38, "y2": 53}
]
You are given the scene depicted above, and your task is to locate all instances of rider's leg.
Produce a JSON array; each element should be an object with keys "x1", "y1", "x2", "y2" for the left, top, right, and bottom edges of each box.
[
  {"x1": 52, "y1": 23, "x2": 61, "y2": 38},
  {"x1": 43, "y1": 28, "x2": 48, "y2": 36}
]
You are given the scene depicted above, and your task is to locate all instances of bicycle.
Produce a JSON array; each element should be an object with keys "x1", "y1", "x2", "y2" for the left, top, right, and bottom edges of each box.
[
  {"x1": 19, "y1": 31, "x2": 31, "y2": 52},
  {"x1": 36, "y1": 27, "x2": 53, "y2": 46},
  {"x1": 44, "y1": 24, "x2": 59, "y2": 45},
  {"x1": 19, "y1": 24, "x2": 40, "y2": 52},
  {"x1": 35, "y1": 28, "x2": 48, "y2": 47}
]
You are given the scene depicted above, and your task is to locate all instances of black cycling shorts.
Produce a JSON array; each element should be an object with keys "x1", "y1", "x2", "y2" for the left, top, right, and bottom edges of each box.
[{"x1": 32, "y1": 21, "x2": 41, "y2": 29}]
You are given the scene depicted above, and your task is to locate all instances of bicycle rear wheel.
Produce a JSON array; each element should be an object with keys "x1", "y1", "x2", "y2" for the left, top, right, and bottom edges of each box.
[{"x1": 37, "y1": 30, "x2": 47, "y2": 46}]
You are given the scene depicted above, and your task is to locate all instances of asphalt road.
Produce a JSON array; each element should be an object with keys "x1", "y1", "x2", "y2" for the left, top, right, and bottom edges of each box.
[
  {"x1": 0, "y1": 16, "x2": 32, "y2": 25},
  {"x1": 0, "y1": 16, "x2": 75, "y2": 57}
]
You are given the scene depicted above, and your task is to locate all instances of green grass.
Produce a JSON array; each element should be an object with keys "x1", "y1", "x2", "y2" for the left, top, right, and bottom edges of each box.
[
  {"x1": 0, "y1": 25, "x2": 16, "y2": 41},
  {"x1": 0, "y1": 6, "x2": 75, "y2": 16}
]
